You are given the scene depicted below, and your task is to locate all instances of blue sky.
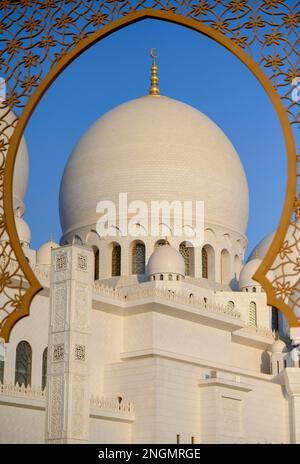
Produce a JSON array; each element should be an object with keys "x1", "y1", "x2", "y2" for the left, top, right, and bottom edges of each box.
[{"x1": 24, "y1": 18, "x2": 287, "y2": 259}]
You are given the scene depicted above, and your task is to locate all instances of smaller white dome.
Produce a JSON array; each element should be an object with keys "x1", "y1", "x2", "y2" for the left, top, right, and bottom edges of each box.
[
  {"x1": 15, "y1": 216, "x2": 31, "y2": 247},
  {"x1": 148, "y1": 243, "x2": 185, "y2": 277},
  {"x1": 239, "y1": 258, "x2": 262, "y2": 289},
  {"x1": 271, "y1": 339, "x2": 288, "y2": 354},
  {"x1": 248, "y1": 231, "x2": 275, "y2": 261},
  {"x1": 37, "y1": 239, "x2": 59, "y2": 265},
  {"x1": 239, "y1": 258, "x2": 275, "y2": 290}
]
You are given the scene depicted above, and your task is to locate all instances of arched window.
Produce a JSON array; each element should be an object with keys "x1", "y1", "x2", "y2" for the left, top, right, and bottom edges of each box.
[
  {"x1": 160, "y1": 274, "x2": 164, "y2": 280},
  {"x1": 92, "y1": 246, "x2": 100, "y2": 280},
  {"x1": 0, "y1": 360, "x2": 4, "y2": 384},
  {"x1": 15, "y1": 341, "x2": 32, "y2": 387},
  {"x1": 226, "y1": 301, "x2": 235, "y2": 311},
  {"x1": 132, "y1": 242, "x2": 145, "y2": 275},
  {"x1": 42, "y1": 347, "x2": 48, "y2": 390},
  {"x1": 202, "y1": 245, "x2": 215, "y2": 280},
  {"x1": 249, "y1": 301, "x2": 257, "y2": 327},
  {"x1": 179, "y1": 242, "x2": 193, "y2": 276},
  {"x1": 202, "y1": 248, "x2": 208, "y2": 279},
  {"x1": 221, "y1": 249, "x2": 231, "y2": 284},
  {"x1": 112, "y1": 244, "x2": 121, "y2": 276},
  {"x1": 252, "y1": 287, "x2": 256, "y2": 292}
]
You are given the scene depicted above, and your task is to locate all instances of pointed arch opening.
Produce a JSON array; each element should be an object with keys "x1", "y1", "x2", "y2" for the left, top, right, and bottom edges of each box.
[
  {"x1": 202, "y1": 247, "x2": 208, "y2": 279},
  {"x1": 234, "y1": 255, "x2": 240, "y2": 279},
  {"x1": 111, "y1": 243, "x2": 121, "y2": 277},
  {"x1": 202, "y1": 245, "x2": 215, "y2": 280},
  {"x1": 72, "y1": 234, "x2": 83, "y2": 245},
  {"x1": 179, "y1": 242, "x2": 194, "y2": 277},
  {"x1": 0, "y1": 6, "x2": 297, "y2": 344},
  {"x1": 15, "y1": 341, "x2": 32, "y2": 387},
  {"x1": 42, "y1": 347, "x2": 48, "y2": 390},
  {"x1": 92, "y1": 245, "x2": 100, "y2": 280},
  {"x1": 249, "y1": 301, "x2": 257, "y2": 327},
  {"x1": 131, "y1": 240, "x2": 146, "y2": 275},
  {"x1": 221, "y1": 249, "x2": 231, "y2": 284}
]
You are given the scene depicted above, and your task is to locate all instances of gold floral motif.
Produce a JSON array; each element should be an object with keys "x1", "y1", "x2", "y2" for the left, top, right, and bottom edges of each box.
[
  {"x1": 264, "y1": 30, "x2": 282, "y2": 46},
  {"x1": 282, "y1": 12, "x2": 300, "y2": 29},
  {"x1": 245, "y1": 15, "x2": 265, "y2": 29},
  {"x1": 274, "y1": 281, "x2": 293, "y2": 300},
  {"x1": 191, "y1": 1, "x2": 211, "y2": 17},
  {"x1": 264, "y1": 53, "x2": 285, "y2": 69},
  {"x1": 279, "y1": 240, "x2": 294, "y2": 260},
  {"x1": 228, "y1": 0, "x2": 248, "y2": 13}
]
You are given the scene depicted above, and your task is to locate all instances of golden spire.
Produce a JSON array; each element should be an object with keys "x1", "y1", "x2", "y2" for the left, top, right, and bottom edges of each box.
[{"x1": 149, "y1": 48, "x2": 160, "y2": 96}]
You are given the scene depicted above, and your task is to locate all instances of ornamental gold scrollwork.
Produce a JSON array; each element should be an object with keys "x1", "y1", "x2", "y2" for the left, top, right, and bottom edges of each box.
[{"x1": 0, "y1": 0, "x2": 299, "y2": 340}]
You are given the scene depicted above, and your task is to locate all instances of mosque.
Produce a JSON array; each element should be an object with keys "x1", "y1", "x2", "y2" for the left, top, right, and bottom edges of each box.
[{"x1": 1, "y1": 53, "x2": 300, "y2": 444}]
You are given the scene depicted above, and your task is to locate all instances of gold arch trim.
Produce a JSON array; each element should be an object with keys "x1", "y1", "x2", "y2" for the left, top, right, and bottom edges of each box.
[{"x1": 0, "y1": 2, "x2": 299, "y2": 340}]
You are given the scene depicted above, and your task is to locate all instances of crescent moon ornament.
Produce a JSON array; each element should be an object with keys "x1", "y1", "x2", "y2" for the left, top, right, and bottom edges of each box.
[{"x1": 150, "y1": 48, "x2": 158, "y2": 59}]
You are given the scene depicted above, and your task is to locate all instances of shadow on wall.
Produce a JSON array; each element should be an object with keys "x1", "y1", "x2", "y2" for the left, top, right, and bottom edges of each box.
[{"x1": 230, "y1": 276, "x2": 239, "y2": 291}]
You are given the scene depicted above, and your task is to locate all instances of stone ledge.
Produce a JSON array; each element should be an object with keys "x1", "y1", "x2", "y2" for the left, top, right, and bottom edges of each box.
[
  {"x1": 198, "y1": 377, "x2": 252, "y2": 392},
  {"x1": 232, "y1": 326, "x2": 275, "y2": 350},
  {"x1": 0, "y1": 395, "x2": 45, "y2": 410},
  {"x1": 90, "y1": 409, "x2": 135, "y2": 423},
  {"x1": 119, "y1": 347, "x2": 272, "y2": 381}
]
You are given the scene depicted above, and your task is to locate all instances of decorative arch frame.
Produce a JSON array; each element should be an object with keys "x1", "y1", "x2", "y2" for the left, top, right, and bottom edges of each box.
[{"x1": 0, "y1": 2, "x2": 299, "y2": 341}]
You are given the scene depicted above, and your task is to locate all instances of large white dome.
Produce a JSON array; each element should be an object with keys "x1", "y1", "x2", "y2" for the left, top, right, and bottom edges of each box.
[{"x1": 59, "y1": 95, "x2": 249, "y2": 239}]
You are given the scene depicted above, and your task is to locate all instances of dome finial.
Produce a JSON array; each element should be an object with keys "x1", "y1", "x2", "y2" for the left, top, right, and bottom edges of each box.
[{"x1": 149, "y1": 48, "x2": 160, "y2": 96}]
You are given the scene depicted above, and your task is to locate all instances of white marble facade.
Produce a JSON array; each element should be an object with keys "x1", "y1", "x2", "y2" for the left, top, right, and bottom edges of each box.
[{"x1": 1, "y1": 86, "x2": 300, "y2": 444}]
